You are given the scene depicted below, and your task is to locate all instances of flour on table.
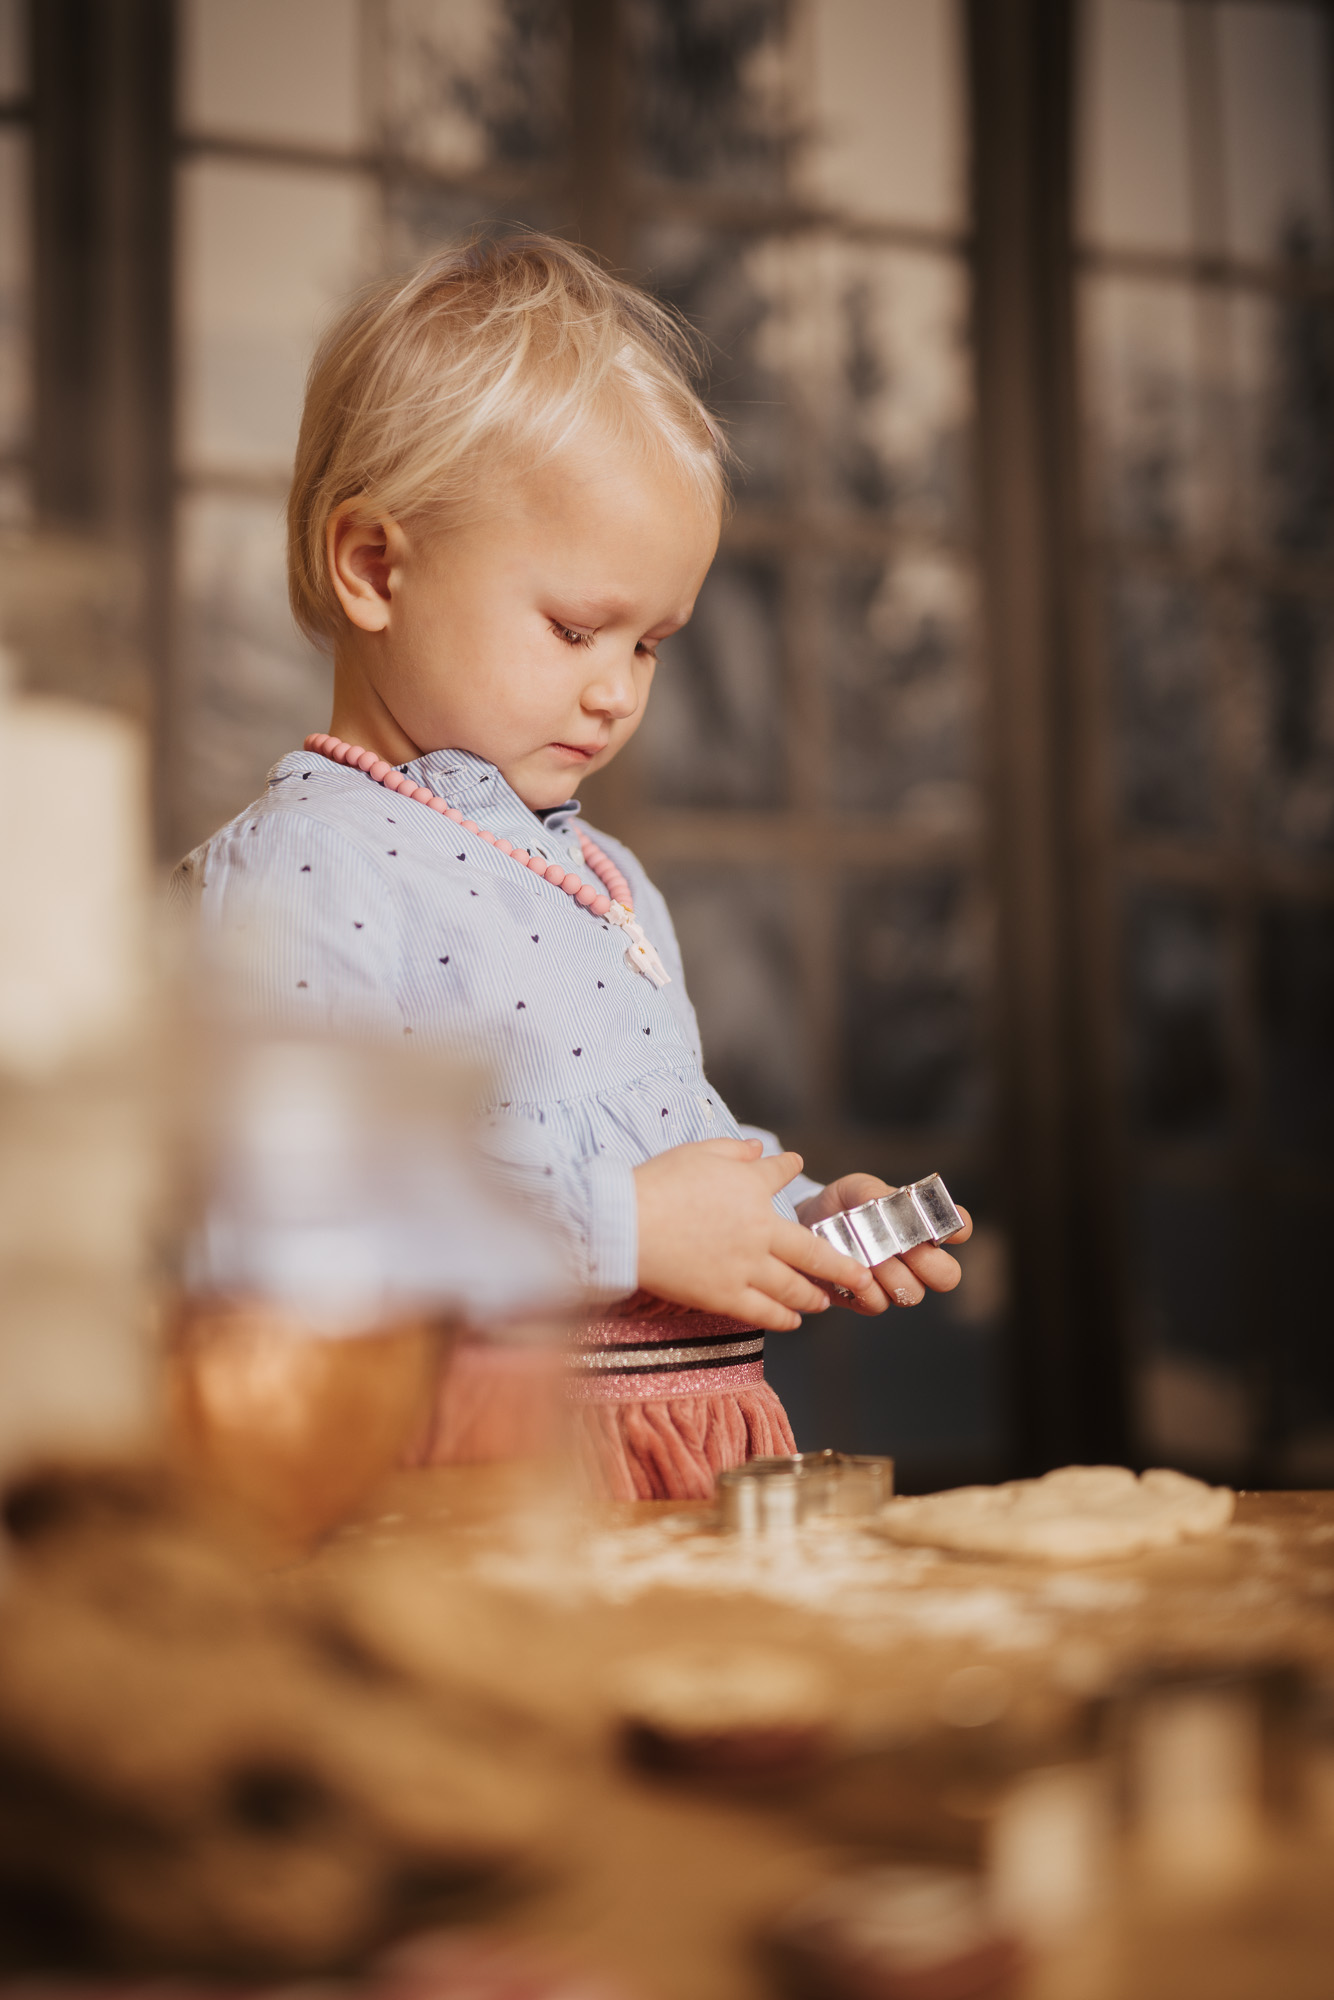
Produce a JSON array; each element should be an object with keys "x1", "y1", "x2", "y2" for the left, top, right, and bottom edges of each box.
[
  {"x1": 469, "y1": 1514, "x2": 1054, "y2": 1649},
  {"x1": 875, "y1": 1466, "x2": 1235, "y2": 1562}
]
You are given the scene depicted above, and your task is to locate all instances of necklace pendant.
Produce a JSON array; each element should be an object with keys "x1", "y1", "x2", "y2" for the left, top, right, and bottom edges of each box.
[
  {"x1": 624, "y1": 937, "x2": 671, "y2": 989},
  {"x1": 606, "y1": 903, "x2": 671, "y2": 988}
]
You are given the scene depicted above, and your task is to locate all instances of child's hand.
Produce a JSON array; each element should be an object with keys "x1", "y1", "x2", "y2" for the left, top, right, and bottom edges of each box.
[
  {"x1": 634, "y1": 1139, "x2": 883, "y2": 1331},
  {"x1": 795, "y1": 1175, "x2": 972, "y2": 1313}
]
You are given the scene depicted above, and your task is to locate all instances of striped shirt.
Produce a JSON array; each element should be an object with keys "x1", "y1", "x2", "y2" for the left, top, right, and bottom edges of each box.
[{"x1": 173, "y1": 745, "x2": 821, "y2": 1300}]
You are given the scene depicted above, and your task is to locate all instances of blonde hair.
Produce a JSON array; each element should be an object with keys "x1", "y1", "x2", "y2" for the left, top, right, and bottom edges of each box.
[{"x1": 288, "y1": 233, "x2": 729, "y2": 646}]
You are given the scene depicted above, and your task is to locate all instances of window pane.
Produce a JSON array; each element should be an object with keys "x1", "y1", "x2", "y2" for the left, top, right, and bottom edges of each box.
[
  {"x1": 1219, "y1": 2, "x2": 1334, "y2": 264},
  {"x1": 178, "y1": 159, "x2": 376, "y2": 478},
  {"x1": 794, "y1": 0, "x2": 966, "y2": 231},
  {"x1": 177, "y1": 491, "x2": 332, "y2": 852},
  {"x1": 1248, "y1": 591, "x2": 1334, "y2": 853},
  {"x1": 631, "y1": 0, "x2": 966, "y2": 226},
  {"x1": 655, "y1": 866, "x2": 807, "y2": 1129},
  {"x1": 1272, "y1": 1193, "x2": 1334, "y2": 1475},
  {"x1": 0, "y1": 0, "x2": 26, "y2": 96},
  {"x1": 840, "y1": 869, "x2": 985, "y2": 1130},
  {"x1": 847, "y1": 1286, "x2": 1002, "y2": 1464},
  {"x1": 638, "y1": 552, "x2": 786, "y2": 808},
  {"x1": 748, "y1": 236, "x2": 972, "y2": 529},
  {"x1": 828, "y1": 548, "x2": 977, "y2": 821},
  {"x1": 638, "y1": 223, "x2": 791, "y2": 505},
  {"x1": 1231, "y1": 290, "x2": 1334, "y2": 560},
  {"x1": 1133, "y1": 1183, "x2": 1250, "y2": 1469},
  {"x1": 385, "y1": 188, "x2": 564, "y2": 268},
  {"x1": 1124, "y1": 888, "x2": 1229, "y2": 1139},
  {"x1": 1108, "y1": 569, "x2": 1215, "y2": 836},
  {"x1": 0, "y1": 126, "x2": 28, "y2": 461},
  {"x1": 628, "y1": 0, "x2": 790, "y2": 194},
  {"x1": 0, "y1": 465, "x2": 27, "y2": 527},
  {"x1": 1258, "y1": 899, "x2": 1334, "y2": 1157},
  {"x1": 1078, "y1": 0, "x2": 1193, "y2": 255},
  {"x1": 382, "y1": 0, "x2": 567, "y2": 173},
  {"x1": 180, "y1": 0, "x2": 365, "y2": 150},
  {"x1": 1080, "y1": 276, "x2": 1218, "y2": 545}
]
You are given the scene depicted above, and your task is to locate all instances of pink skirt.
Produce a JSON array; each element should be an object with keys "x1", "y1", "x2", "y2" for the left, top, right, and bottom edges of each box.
[{"x1": 410, "y1": 1294, "x2": 795, "y2": 1502}]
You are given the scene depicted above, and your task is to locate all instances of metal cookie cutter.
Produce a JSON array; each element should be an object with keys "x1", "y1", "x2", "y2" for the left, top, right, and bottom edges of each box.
[
  {"x1": 719, "y1": 1450, "x2": 894, "y2": 1536},
  {"x1": 808, "y1": 1172, "x2": 964, "y2": 1268}
]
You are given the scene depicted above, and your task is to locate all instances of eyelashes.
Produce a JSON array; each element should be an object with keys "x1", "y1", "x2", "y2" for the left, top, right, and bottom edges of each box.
[
  {"x1": 550, "y1": 622, "x2": 660, "y2": 661},
  {"x1": 551, "y1": 622, "x2": 594, "y2": 649}
]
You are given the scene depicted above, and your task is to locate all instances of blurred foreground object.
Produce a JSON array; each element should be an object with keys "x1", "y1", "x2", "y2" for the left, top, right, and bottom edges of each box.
[
  {"x1": 613, "y1": 1642, "x2": 834, "y2": 1780},
  {"x1": 1108, "y1": 1661, "x2": 1301, "y2": 1897},
  {"x1": 765, "y1": 1865, "x2": 1023, "y2": 2000},
  {"x1": 168, "y1": 1026, "x2": 574, "y2": 1547},
  {"x1": 0, "y1": 1459, "x2": 552, "y2": 1974},
  {"x1": 169, "y1": 1299, "x2": 440, "y2": 1555},
  {"x1": 380, "y1": 1927, "x2": 634, "y2": 2000},
  {"x1": 0, "y1": 533, "x2": 149, "y2": 727},
  {"x1": 0, "y1": 649, "x2": 161, "y2": 1475}
]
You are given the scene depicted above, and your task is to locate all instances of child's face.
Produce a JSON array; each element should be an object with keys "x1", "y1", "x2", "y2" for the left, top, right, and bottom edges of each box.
[{"x1": 330, "y1": 440, "x2": 720, "y2": 812}]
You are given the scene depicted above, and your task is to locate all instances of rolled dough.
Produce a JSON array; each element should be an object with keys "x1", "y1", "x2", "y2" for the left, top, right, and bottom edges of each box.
[{"x1": 876, "y1": 1465, "x2": 1235, "y2": 1562}]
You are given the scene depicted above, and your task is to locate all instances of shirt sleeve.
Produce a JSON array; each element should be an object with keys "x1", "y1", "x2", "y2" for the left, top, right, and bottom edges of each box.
[
  {"x1": 475, "y1": 1110, "x2": 639, "y2": 1302},
  {"x1": 179, "y1": 811, "x2": 405, "y2": 1039}
]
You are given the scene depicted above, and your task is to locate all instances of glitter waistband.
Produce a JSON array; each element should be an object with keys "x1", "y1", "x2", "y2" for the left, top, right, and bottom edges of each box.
[{"x1": 566, "y1": 1311, "x2": 765, "y2": 1404}]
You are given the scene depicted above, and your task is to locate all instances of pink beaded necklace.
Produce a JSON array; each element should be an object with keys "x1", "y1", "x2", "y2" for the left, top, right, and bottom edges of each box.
[{"x1": 305, "y1": 733, "x2": 671, "y2": 988}]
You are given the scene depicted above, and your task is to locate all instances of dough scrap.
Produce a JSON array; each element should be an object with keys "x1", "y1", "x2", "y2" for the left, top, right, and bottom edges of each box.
[{"x1": 875, "y1": 1465, "x2": 1235, "y2": 1562}]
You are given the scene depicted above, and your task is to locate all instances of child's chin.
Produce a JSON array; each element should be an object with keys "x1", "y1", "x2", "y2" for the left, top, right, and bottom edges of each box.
[
  {"x1": 510, "y1": 775, "x2": 576, "y2": 812},
  {"x1": 513, "y1": 755, "x2": 596, "y2": 809}
]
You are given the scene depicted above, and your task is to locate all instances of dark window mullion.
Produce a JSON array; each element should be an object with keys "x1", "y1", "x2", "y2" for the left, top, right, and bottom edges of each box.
[
  {"x1": 32, "y1": 0, "x2": 174, "y2": 838},
  {"x1": 1190, "y1": 2, "x2": 1282, "y2": 1477},
  {"x1": 1083, "y1": 536, "x2": 1334, "y2": 601},
  {"x1": 1077, "y1": 242, "x2": 1334, "y2": 299},
  {"x1": 970, "y1": 0, "x2": 1133, "y2": 1468}
]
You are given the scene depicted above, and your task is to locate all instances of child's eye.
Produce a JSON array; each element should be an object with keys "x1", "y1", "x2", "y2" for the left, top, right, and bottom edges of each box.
[{"x1": 551, "y1": 622, "x2": 594, "y2": 648}]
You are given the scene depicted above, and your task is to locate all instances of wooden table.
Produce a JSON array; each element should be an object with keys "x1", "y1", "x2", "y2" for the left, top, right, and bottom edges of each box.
[{"x1": 302, "y1": 1476, "x2": 1334, "y2": 2000}]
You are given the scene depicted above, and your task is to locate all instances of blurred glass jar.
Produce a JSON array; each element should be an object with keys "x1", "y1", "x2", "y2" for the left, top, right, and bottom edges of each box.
[
  {"x1": 0, "y1": 675, "x2": 162, "y2": 1482},
  {"x1": 167, "y1": 1032, "x2": 571, "y2": 1549},
  {"x1": 1102, "y1": 1659, "x2": 1302, "y2": 1893}
]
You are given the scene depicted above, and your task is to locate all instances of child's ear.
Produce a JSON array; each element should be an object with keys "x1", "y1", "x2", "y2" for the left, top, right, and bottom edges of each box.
[{"x1": 327, "y1": 506, "x2": 404, "y2": 633}]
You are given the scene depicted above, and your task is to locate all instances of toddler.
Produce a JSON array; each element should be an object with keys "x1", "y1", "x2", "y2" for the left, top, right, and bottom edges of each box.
[{"x1": 176, "y1": 236, "x2": 969, "y2": 1500}]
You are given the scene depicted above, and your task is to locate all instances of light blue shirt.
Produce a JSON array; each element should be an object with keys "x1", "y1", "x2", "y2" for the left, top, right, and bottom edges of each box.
[{"x1": 174, "y1": 746, "x2": 821, "y2": 1300}]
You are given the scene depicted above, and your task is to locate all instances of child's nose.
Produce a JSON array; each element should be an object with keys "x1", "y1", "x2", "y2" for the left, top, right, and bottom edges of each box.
[{"x1": 584, "y1": 651, "x2": 641, "y2": 720}]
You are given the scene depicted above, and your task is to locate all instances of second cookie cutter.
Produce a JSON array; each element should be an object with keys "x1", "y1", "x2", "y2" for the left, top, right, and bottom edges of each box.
[{"x1": 809, "y1": 1172, "x2": 963, "y2": 1268}]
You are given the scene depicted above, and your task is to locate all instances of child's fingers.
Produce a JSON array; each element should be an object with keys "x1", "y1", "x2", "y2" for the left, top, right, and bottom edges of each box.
[
  {"x1": 752, "y1": 1149, "x2": 807, "y2": 1195},
  {"x1": 867, "y1": 1255, "x2": 926, "y2": 1307},
  {"x1": 770, "y1": 1218, "x2": 882, "y2": 1304},
  {"x1": 753, "y1": 1257, "x2": 833, "y2": 1318},
  {"x1": 735, "y1": 1288, "x2": 803, "y2": 1333},
  {"x1": 865, "y1": 1205, "x2": 972, "y2": 1296},
  {"x1": 823, "y1": 1172, "x2": 895, "y2": 1214},
  {"x1": 691, "y1": 1137, "x2": 766, "y2": 1161},
  {"x1": 900, "y1": 1243, "x2": 963, "y2": 1292},
  {"x1": 833, "y1": 1276, "x2": 891, "y2": 1315}
]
